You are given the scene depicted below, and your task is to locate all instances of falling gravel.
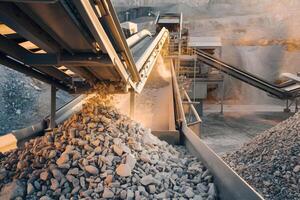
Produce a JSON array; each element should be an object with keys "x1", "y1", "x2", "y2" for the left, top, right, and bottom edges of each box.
[
  {"x1": 0, "y1": 85, "x2": 216, "y2": 199},
  {"x1": 223, "y1": 112, "x2": 300, "y2": 200}
]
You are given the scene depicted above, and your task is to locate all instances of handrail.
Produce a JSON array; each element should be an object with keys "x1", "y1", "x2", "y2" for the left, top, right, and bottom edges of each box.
[
  {"x1": 171, "y1": 59, "x2": 201, "y2": 126},
  {"x1": 183, "y1": 90, "x2": 202, "y2": 126},
  {"x1": 171, "y1": 61, "x2": 185, "y2": 124},
  {"x1": 171, "y1": 59, "x2": 263, "y2": 200},
  {"x1": 181, "y1": 124, "x2": 264, "y2": 200}
]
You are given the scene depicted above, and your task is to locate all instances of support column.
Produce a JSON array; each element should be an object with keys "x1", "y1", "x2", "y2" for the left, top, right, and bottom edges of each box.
[
  {"x1": 193, "y1": 58, "x2": 197, "y2": 102},
  {"x1": 295, "y1": 98, "x2": 299, "y2": 113},
  {"x1": 284, "y1": 99, "x2": 291, "y2": 113},
  {"x1": 220, "y1": 79, "x2": 225, "y2": 115},
  {"x1": 196, "y1": 99, "x2": 203, "y2": 117},
  {"x1": 49, "y1": 85, "x2": 56, "y2": 129},
  {"x1": 130, "y1": 90, "x2": 136, "y2": 119}
]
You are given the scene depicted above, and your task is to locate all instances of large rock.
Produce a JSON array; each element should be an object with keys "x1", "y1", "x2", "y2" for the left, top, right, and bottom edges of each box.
[
  {"x1": 112, "y1": 144, "x2": 124, "y2": 156},
  {"x1": 27, "y1": 183, "x2": 34, "y2": 195},
  {"x1": 102, "y1": 188, "x2": 114, "y2": 198},
  {"x1": 84, "y1": 165, "x2": 99, "y2": 175},
  {"x1": 56, "y1": 153, "x2": 69, "y2": 166},
  {"x1": 140, "y1": 175, "x2": 159, "y2": 186},
  {"x1": 126, "y1": 154, "x2": 136, "y2": 170},
  {"x1": 116, "y1": 164, "x2": 132, "y2": 177},
  {"x1": 0, "y1": 180, "x2": 25, "y2": 199},
  {"x1": 40, "y1": 171, "x2": 49, "y2": 181}
]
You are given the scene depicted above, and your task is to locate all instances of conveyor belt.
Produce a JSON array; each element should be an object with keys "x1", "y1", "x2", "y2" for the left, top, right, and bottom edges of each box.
[
  {"x1": 0, "y1": 0, "x2": 168, "y2": 94},
  {"x1": 131, "y1": 36, "x2": 154, "y2": 63},
  {"x1": 195, "y1": 49, "x2": 300, "y2": 99}
]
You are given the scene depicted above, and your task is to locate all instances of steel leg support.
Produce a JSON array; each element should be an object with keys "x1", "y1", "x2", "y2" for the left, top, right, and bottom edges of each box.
[
  {"x1": 49, "y1": 85, "x2": 56, "y2": 129},
  {"x1": 220, "y1": 78, "x2": 225, "y2": 115},
  {"x1": 284, "y1": 99, "x2": 291, "y2": 113},
  {"x1": 295, "y1": 98, "x2": 299, "y2": 113},
  {"x1": 130, "y1": 90, "x2": 136, "y2": 119},
  {"x1": 196, "y1": 99, "x2": 203, "y2": 117}
]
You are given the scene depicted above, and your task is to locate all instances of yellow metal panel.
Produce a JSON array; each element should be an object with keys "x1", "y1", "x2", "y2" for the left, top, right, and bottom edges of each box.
[
  {"x1": 0, "y1": 134, "x2": 17, "y2": 153},
  {"x1": 0, "y1": 24, "x2": 15, "y2": 35}
]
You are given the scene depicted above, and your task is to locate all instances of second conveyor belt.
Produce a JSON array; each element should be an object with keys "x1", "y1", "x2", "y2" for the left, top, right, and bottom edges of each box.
[{"x1": 195, "y1": 49, "x2": 300, "y2": 100}]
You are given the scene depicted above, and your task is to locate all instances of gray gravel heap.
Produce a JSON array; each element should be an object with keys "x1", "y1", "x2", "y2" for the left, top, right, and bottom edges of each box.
[
  {"x1": 223, "y1": 112, "x2": 300, "y2": 200},
  {"x1": 0, "y1": 90, "x2": 216, "y2": 200}
]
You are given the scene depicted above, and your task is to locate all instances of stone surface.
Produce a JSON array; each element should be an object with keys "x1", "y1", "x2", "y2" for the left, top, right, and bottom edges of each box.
[
  {"x1": 0, "y1": 86, "x2": 216, "y2": 199},
  {"x1": 120, "y1": 190, "x2": 127, "y2": 199},
  {"x1": 140, "y1": 175, "x2": 158, "y2": 186},
  {"x1": 223, "y1": 112, "x2": 300, "y2": 200},
  {"x1": 112, "y1": 144, "x2": 124, "y2": 156},
  {"x1": 185, "y1": 188, "x2": 194, "y2": 198},
  {"x1": 40, "y1": 171, "x2": 49, "y2": 181},
  {"x1": 84, "y1": 165, "x2": 99, "y2": 175},
  {"x1": 148, "y1": 184, "x2": 156, "y2": 194},
  {"x1": 127, "y1": 189, "x2": 134, "y2": 200},
  {"x1": 27, "y1": 182, "x2": 34, "y2": 195},
  {"x1": 293, "y1": 165, "x2": 300, "y2": 173},
  {"x1": 102, "y1": 188, "x2": 114, "y2": 198},
  {"x1": 56, "y1": 154, "x2": 69, "y2": 166},
  {"x1": 140, "y1": 152, "x2": 151, "y2": 163},
  {"x1": 50, "y1": 178, "x2": 59, "y2": 191},
  {"x1": 0, "y1": 180, "x2": 24, "y2": 199},
  {"x1": 125, "y1": 154, "x2": 136, "y2": 170},
  {"x1": 116, "y1": 164, "x2": 132, "y2": 177}
]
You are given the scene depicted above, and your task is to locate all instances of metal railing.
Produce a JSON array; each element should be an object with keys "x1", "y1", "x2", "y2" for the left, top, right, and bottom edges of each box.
[
  {"x1": 171, "y1": 59, "x2": 263, "y2": 200},
  {"x1": 171, "y1": 60, "x2": 201, "y2": 135}
]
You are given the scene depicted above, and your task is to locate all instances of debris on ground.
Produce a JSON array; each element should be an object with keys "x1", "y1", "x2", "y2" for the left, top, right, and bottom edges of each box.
[
  {"x1": 0, "y1": 85, "x2": 216, "y2": 199},
  {"x1": 223, "y1": 112, "x2": 300, "y2": 200}
]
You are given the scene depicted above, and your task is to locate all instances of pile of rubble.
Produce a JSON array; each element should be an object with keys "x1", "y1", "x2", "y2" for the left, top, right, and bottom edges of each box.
[
  {"x1": 223, "y1": 112, "x2": 300, "y2": 200},
  {"x1": 0, "y1": 87, "x2": 216, "y2": 199}
]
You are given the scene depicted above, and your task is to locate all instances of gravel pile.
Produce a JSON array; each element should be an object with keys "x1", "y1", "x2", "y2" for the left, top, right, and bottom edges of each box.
[
  {"x1": 0, "y1": 87, "x2": 216, "y2": 200},
  {"x1": 0, "y1": 66, "x2": 73, "y2": 135},
  {"x1": 223, "y1": 112, "x2": 300, "y2": 200}
]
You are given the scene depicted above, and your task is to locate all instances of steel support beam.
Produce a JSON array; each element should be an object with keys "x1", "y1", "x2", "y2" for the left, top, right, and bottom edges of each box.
[
  {"x1": 49, "y1": 85, "x2": 56, "y2": 129},
  {"x1": 25, "y1": 53, "x2": 113, "y2": 67},
  {"x1": 0, "y1": 53, "x2": 73, "y2": 92},
  {"x1": 67, "y1": 66, "x2": 98, "y2": 85},
  {"x1": 0, "y1": 34, "x2": 113, "y2": 68},
  {"x1": 97, "y1": 0, "x2": 140, "y2": 82},
  {"x1": 0, "y1": 34, "x2": 73, "y2": 83},
  {"x1": 130, "y1": 90, "x2": 136, "y2": 119},
  {"x1": 73, "y1": 0, "x2": 132, "y2": 84},
  {"x1": 0, "y1": 2, "x2": 60, "y2": 53},
  {"x1": 0, "y1": 34, "x2": 30, "y2": 62}
]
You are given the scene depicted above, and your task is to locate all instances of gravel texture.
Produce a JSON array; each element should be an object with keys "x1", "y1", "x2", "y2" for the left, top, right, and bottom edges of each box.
[
  {"x1": 0, "y1": 85, "x2": 216, "y2": 199},
  {"x1": 223, "y1": 112, "x2": 300, "y2": 200},
  {"x1": 0, "y1": 65, "x2": 73, "y2": 135}
]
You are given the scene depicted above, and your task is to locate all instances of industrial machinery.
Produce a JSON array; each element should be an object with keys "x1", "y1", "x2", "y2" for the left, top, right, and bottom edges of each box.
[{"x1": 1, "y1": 1, "x2": 299, "y2": 199}]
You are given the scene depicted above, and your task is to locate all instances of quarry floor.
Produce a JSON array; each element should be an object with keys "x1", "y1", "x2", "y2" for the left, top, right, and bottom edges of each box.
[{"x1": 201, "y1": 104, "x2": 293, "y2": 155}]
